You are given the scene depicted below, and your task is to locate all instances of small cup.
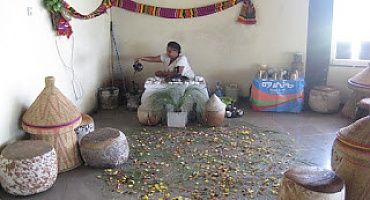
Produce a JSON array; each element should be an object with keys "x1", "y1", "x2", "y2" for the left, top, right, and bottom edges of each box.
[{"x1": 226, "y1": 111, "x2": 232, "y2": 118}]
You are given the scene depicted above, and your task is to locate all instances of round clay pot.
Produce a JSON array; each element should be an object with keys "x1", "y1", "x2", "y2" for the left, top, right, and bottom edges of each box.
[
  {"x1": 204, "y1": 110, "x2": 225, "y2": 127},
  {"x1": 137, "y1": 105, "x2": 162, "y2": 126},
  {"x1": 205, "y1": 94, "x2": 226, "y2": 127}
]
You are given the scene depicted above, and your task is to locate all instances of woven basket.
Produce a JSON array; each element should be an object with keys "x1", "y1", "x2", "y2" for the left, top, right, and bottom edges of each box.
[
  {"x1": 309, "y1": 86, "x2": 340, "y2": 113},
  {"x1": 332, "y1": 116, "x2": 370, "y2": 200},
  {"x1": 332, "y1": 139, "x2": 370, "y2": 200},
  {"x1": 348, "y1": 66, "x2": 370, "y2": 94},
  {"x1": 22, "y1": 76, "x2": 82, "y2": 172}
]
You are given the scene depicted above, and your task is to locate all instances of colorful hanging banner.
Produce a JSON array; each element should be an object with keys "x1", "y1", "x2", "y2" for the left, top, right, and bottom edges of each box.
[{"x1": 45, "y1": 0, "x2": 256, "y2": 38}]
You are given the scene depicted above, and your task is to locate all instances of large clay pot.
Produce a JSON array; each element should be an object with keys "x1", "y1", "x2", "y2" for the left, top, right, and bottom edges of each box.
[
  {"x1": 332, "y1": 116, "x2": 370, "y2": 200},
  {"x1": 204, "y1": 94, "x2": 226, "y2": 127},
  {"x1": 137, "y1": 105, "x2": 162, "y2": 126}
]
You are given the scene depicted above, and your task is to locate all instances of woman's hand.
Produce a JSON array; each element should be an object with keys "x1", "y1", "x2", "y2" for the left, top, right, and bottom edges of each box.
[
  {"x1": 135, "y1": 58, "x2": 142, "y2": 63},
  {"x1": 136, "y1": 56, "x2": 162, "y2": 63}
]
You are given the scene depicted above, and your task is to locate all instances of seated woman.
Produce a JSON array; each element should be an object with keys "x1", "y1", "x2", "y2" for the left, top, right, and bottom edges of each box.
[{"x1": 136, "y1": 41, "x2": 195, "y2": 80}]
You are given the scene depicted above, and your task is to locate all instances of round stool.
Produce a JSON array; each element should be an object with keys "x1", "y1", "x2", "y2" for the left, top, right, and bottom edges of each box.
[
  {"x1": 80, "y1": 127, "x2": 129, "y2": 168},
  {"x1": 0, "y1": 140, "x2": 58, "y2": 196},
  {"x1": 309, "y1": 86, "x2": 341, "y2": 113},
  {"x1": 278, "y1": 166, "x2": 345, "y2": 200},
  {"x1": 74, "y1": 113, "x2": 95, "y2": 144}
]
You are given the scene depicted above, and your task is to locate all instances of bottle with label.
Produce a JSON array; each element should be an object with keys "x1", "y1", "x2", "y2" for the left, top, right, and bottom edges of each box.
[{"x1": 291, "y1": 53, "x2": 304, "y2": 78}]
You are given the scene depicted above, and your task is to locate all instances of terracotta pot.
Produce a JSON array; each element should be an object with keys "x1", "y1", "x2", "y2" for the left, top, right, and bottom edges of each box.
[
  {"x1": 137, "y1": 106, "x2": 162, "y2": 126},
  {"x1": 204, "y1": 111, "x2": 225, "y2": 127},
  {"x1": 205, "y1": 94, "x2": 226, "y2": 127}
]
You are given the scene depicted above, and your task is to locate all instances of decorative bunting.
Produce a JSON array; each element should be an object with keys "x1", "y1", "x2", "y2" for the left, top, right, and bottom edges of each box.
[
  {"x1": 45, "y1": 0, "x2": 256, "y2": 38},
  {"x1": 63, "y1": 0, "x2": 112, "y2": 19}
]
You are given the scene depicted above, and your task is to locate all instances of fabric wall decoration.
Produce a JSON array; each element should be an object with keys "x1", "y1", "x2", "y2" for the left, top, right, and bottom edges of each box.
[{"x1": 44, "y1": 0, "x2": 256, "y2": 38}]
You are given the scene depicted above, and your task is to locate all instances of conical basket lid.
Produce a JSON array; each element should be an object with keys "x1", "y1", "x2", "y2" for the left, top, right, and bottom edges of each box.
[
  {"x1": 206, "y1": 94, "x2": 226, "y2": 112},
  {"x1": 348, "y1": 66, "x2": 370, "y2": 92},
  {"x1": 337, "y1": 116, "x2": 370, "y2": 150},
  {"x1": 22, "y1": 76, "x2": 81, "y2": 131}
]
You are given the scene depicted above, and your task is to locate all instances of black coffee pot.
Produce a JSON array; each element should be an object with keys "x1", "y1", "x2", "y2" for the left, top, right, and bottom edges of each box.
[{"x1": 133, "y1": 61, "x2": 144, "y2": 72}]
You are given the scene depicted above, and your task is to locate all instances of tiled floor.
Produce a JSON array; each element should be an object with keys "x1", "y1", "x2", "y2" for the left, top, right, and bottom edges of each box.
[{"x1": 0, "y1": 109, "x2": 351, "y2": 200}]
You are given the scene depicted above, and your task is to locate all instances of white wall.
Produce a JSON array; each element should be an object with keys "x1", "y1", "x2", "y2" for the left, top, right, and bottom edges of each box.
[
  {"x1": 0, "y1": 0, "x2": 311, "y2": 147},
  {"x1": 0, "y1": 0, "x2": 111, "y2": 147},
  {"x1": 112, "y1": 0, "x2": 309, "y2": 95}
]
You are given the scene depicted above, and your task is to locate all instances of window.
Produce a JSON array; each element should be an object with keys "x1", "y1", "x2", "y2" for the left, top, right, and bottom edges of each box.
[{"x1": 331, "y1": 0, "x2": 370, "y2": 66}]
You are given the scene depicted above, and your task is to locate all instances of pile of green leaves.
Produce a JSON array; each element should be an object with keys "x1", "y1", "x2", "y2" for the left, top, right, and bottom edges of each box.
[
  {"x1": 44, "y1": 0, "x2": 63, "y2": 13},
  {"x1": 220, "y1": 96, "x2": 235, "y2": 106},
  {"x1": 98, "y1": 125, "x2": 297, "y2": 199}
]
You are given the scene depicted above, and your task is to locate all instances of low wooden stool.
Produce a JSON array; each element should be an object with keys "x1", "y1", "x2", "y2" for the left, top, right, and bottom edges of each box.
[
  {"x1": 80, "y1": 127, "x2": 129, "y2": 168},
  {"x1": 0, "y1": 140, "x2": 58, "y2": 196},
  {"x1": 355, "y1": 98, "x2": 370, "y2": 120},
  {"x1": 278, "y1": 166, "x2": 345, "y2": 200}
]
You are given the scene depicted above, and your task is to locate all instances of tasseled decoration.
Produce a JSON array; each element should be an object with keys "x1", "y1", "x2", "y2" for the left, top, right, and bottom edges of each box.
[{"x1": 238, "y1": 0, "x2": 257, "y2": 24}]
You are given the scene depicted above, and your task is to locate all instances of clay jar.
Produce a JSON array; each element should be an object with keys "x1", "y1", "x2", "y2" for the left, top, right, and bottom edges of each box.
[
  {"x1": 204, "y1": 94, "x2": 226, "y2": 127},
  {"x1": 137, "y1": 103, "x2": 163, "y2": 126}
]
